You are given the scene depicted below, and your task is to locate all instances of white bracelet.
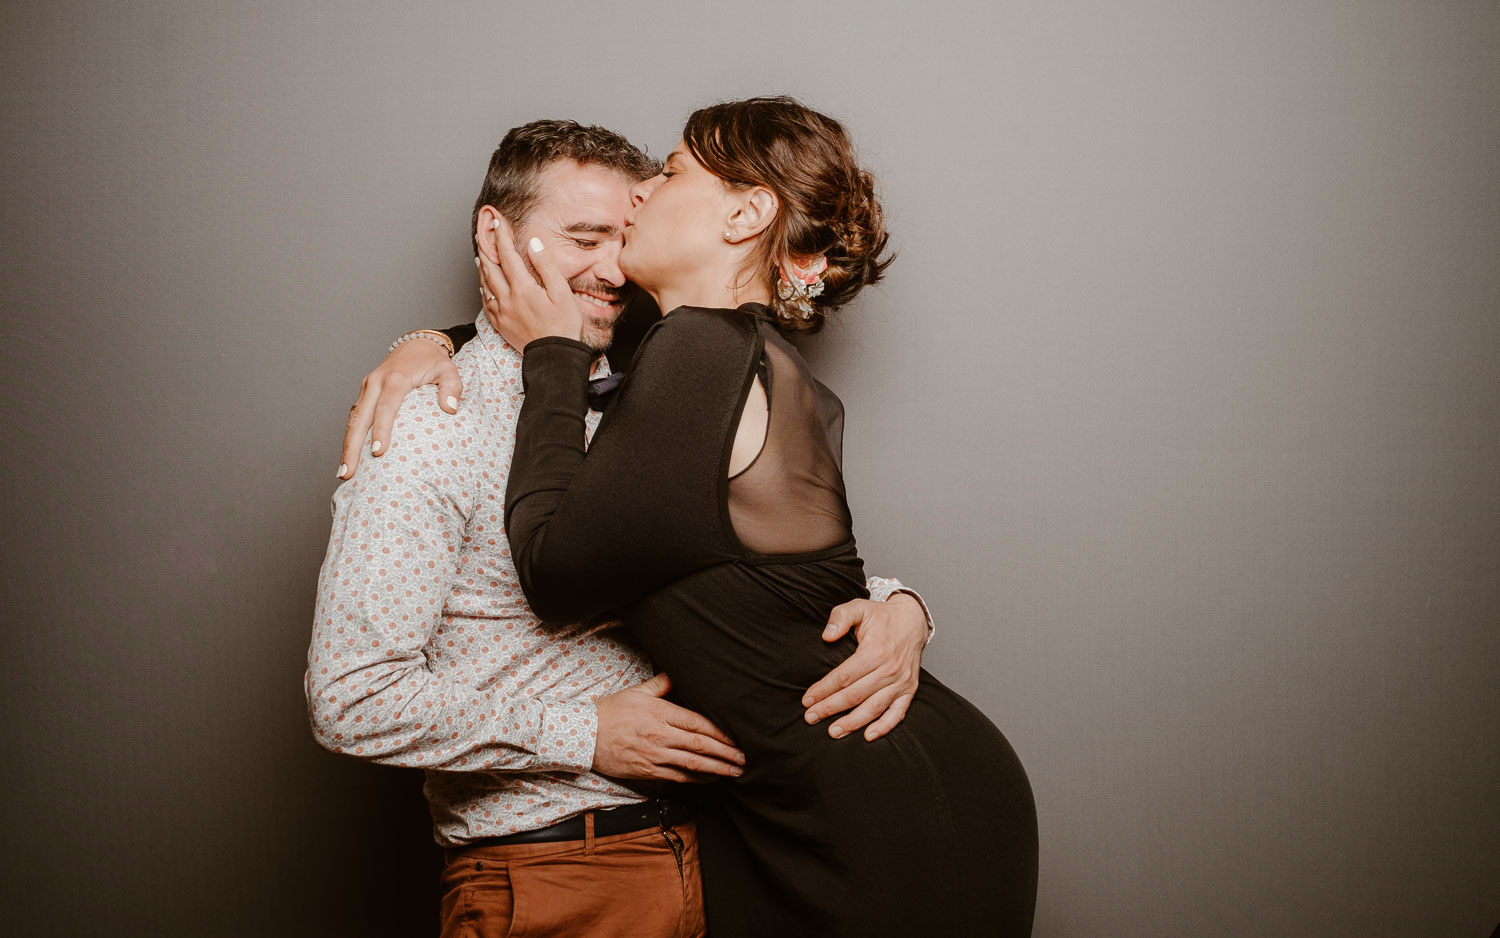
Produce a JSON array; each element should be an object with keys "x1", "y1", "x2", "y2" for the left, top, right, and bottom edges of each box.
[{"x1": 389, "y1": 329, "x2": 455, "y2": 357}]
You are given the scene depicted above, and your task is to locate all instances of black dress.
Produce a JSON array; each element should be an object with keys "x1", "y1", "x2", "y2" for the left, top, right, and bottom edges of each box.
[{"x1": 505, "y1": 304, "x2": 1038, "y2": 937}]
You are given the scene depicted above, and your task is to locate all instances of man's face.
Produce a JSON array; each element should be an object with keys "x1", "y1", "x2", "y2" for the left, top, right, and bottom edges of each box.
[{"x1": 512, "y1": 160, "x2": 637, "y2": 352}]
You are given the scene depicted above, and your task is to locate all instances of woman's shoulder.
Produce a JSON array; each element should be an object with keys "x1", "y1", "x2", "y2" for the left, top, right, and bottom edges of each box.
[
  {"x1": 615, "y1": 305, "x2": 763, "y2": 401},
  {"x1": 633, "y1": 304, "x2": 763, "y2": 361},
  {"x1": 658, "y1": 303, "x2": 764, "y2": 335}
]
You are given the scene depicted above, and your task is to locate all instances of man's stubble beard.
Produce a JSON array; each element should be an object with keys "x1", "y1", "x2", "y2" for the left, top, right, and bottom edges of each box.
[
  {"x1": 580, "y1": 313, "x2": 616, "y2": 354},
  {"x1": 570, "y1": 274, "x2": 628, "y2": 355},
  {"x1": 508, "y1": 238, "x2": 624, "y2": 354}
]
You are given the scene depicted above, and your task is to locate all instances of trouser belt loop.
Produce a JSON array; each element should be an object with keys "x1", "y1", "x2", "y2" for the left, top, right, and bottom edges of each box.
[{"x1": 584, "y1": 811, "x2": 596, "y2": 855}]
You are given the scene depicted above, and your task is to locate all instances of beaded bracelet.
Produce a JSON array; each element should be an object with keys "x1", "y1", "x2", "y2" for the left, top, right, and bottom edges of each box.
[{"x1": 389, "y1": 329, "x2": 455, "y2": 358}]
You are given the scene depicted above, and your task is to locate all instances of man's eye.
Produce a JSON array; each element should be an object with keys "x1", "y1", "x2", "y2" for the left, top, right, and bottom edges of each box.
[
  {"x1": 660, "y1": 171, "x2": 675, "y2": 180},
  {"x1": 572, "y1": 239, "x2": 599, "y2": 249}
]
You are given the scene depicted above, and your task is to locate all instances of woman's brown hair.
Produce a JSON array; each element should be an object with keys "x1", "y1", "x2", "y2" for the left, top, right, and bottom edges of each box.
[{"x1": 683, "y1": 96, "x2": 893, "y2": 333}]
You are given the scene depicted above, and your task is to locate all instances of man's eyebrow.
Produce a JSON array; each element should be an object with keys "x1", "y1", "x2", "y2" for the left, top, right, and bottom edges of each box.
[{"x1": 562, "y1": 222, "x2": 619, "y2": 235}]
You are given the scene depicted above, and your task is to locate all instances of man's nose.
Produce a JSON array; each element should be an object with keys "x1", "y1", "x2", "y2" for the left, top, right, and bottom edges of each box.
[{"x1": 592, "y1": 245, "x2": 627, "y2": 287}]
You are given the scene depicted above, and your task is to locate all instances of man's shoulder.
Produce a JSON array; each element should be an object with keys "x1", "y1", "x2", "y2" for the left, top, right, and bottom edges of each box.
[
  {"x1": 454, "y1": 330, "x2": 524, "y2": 397},
  {"x1": 388, "y1": 381, "x2": 470, "y2": 437},
  {"x1": 370, "y1": 357, "x2": 498, "y2": 476},
  {"x1": 390, "y1": 342, "x2": 500, "y2": 431}
]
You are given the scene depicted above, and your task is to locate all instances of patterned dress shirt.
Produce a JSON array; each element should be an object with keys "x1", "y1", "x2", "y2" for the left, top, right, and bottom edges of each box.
[{"x1": 306, "y1": 315, "x2": 922, "y2": 846}]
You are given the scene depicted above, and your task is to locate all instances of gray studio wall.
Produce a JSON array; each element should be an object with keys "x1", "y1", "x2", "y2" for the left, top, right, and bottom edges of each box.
[{"x1": 2, "y1": 1, "x2": 1496, "y2": 935}]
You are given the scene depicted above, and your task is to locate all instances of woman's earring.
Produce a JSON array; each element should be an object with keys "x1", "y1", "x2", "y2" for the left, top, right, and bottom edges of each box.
[{"x1": 723, "y1": 231, "x2": 732, "y2": 241}]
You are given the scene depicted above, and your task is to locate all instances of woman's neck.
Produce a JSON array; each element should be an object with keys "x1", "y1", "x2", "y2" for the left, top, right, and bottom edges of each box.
[{"x1": 649, "y1": 266, "x2": 772, "y2": 316}]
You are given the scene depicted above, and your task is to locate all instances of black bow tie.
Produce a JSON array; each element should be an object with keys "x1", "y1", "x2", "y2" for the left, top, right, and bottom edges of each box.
[{"x1": 587, "y1": 371, "x2": 628, "y2": 411}]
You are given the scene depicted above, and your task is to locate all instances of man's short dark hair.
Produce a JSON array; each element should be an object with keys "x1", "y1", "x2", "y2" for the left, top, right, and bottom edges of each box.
[{"x1": 471, "y1": 120, "x2": 660, "y2": 255}]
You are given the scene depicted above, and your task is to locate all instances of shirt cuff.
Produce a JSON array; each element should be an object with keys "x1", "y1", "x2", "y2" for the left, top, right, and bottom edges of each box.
[
  {"x1": 532, "y1": 698, "x2": 598, "y2": 775},
  {"x1": 866, "y1": 578, "x2": 936, "y2": 646}
]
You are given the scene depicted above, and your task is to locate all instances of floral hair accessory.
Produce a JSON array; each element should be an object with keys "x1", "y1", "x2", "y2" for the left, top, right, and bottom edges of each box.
[{"x1": 774, "y1": 254, "x2": 828, "y2": 320}]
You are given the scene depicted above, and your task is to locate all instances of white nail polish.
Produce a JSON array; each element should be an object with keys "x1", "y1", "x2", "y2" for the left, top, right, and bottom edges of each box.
[
  {"x1": 336, "y1": 464, "x2": 347, "y2": 478},
  {"x1": 529, "y1": 237, "x2": 544, "y2": 252},
  {"x1": 474, "y1": 257, "x2": 480, "y2": 268},
  {"x1": 491, "y1": 219, "x2": 500, "y2": 230},
  {"x1": 446, "y1": 396, "x2": 458, "y2": 411},
  {"x1": 371, "y1": 440, "x2": 383, "y2": 454}
]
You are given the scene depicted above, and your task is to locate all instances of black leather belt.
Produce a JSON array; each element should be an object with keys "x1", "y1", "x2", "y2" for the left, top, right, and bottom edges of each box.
[{"x1": 468, "y1": 798, "x2": 695, "y2": 848}]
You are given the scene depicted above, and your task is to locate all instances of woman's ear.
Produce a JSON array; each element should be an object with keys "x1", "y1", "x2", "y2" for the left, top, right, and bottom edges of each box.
[
  {"x1": 475, "y1": 205, "x2": 504, "y2": 263},
  {"x1": 726, "y1": 186, "x2": 778, "y2": 241}
]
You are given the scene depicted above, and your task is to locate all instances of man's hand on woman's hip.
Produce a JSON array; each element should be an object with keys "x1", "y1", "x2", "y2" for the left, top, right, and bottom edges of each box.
[
  {"x1": 592, "y1": 673, "x2": 746, "y2": 783},
  {"x1": 802, "y1": 593, "x2": 928, "y2": 742}
]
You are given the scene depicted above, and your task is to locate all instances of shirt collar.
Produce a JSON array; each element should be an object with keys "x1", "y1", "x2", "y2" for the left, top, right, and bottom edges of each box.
[{"x1": 471, "y1": 311, "x2": 611, "y2": 378}]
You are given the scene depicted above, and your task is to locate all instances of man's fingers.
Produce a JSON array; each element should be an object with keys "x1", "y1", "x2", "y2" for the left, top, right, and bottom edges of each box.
[
  {"x1": 860, "y1": 692, "x2": 914, "y2": 742},
  {"x1": 654, "y1": 736, "x2": 745, "y2": 777},
  {"x1": 664, "y1": 725, "x2": 745, "y2": 766},
  {"x1": 638, "y1": 766, "x2": 697, "y2": 784},
  {"x1": 674, "y1": 754, "x2": 744, "y2": 778},
  {"x1": 637, "y1": 672, "x2": 672, "y2": 697},
  {"x1": 824, "y1": 683, "x2": 902, "y2": 740},
  {"x1": 821, "y1": 599, "x2": 865, "y2": 642},
  {"x1": 805, "y1": 669, "x2": 887, "y2": 728},
  {"x1": 660, "y1": 703, "x2": 738, "y2": 750},
  {"x1": 801, "y1": 653, "x2": 863, "y2": 711},
  {"x1": 641, "y1": 766, "x2": 727, "y2": 785},
  {"x1": 643, "y1": 673, "x2": 739, "y2": 750},
  {"x1": 339, "y1": 379, "x2": 382, "y2": 478}
]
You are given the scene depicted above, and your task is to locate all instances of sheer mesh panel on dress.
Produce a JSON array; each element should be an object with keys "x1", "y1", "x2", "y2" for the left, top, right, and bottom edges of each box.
[{"x1": 727, "y1": 331, "x2": 853, "y2": 556}]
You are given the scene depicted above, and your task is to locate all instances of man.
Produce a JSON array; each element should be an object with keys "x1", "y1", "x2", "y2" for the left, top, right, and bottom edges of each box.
[{"x1": 308, "y1": 120, "x2": 931, "y2": 938}]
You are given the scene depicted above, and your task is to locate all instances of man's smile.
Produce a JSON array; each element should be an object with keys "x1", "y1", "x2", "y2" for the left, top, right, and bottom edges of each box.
[{"x1": 574, "y1": 290, "x2": 621, "y2": 312}]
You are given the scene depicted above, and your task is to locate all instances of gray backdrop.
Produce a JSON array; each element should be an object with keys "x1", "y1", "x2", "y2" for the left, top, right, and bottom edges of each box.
[{"x1": 2, "y1": 1, "x2": 1496, "y2": 935}]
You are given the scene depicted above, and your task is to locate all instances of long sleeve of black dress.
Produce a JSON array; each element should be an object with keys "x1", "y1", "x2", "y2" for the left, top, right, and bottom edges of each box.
[{"x1": 504, "y1": 308, "x2": 758, "y2": 623}]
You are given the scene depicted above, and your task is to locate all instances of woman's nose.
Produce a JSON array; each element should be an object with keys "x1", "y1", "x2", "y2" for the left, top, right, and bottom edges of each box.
[{"x1": 630, "y1": 175, "x2": 662, "y2": 205}]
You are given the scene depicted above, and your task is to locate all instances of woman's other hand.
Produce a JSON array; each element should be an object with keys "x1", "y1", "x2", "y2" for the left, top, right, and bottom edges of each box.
[
  {"x1": 801, "y1": 594, "x2": 928, "y2": 741},
  {"x1": 338, "y1": 337, "x2": 462, "y2": 480},
  {"x1": 478, "y1": 213, "x2": 582, "y2": 348}
]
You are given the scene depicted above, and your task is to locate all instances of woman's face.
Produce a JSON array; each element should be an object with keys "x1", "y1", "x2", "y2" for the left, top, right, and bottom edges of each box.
[{"x1": 619, "y1": 141, "x2": 736, "y2": 293}]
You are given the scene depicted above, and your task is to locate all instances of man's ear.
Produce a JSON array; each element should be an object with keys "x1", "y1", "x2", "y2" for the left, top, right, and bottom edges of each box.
[
  {"x1": 727, "y1": 186, "x2": 778, "y2": 240},
  {"x1": 475, "y1": 205, "x2": 504, "y2": 264}
]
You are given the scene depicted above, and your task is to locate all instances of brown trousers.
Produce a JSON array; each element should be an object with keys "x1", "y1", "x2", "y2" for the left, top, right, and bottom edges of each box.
[{"x1": 440, "y1": 816, "x2": 706, "y2": 938}]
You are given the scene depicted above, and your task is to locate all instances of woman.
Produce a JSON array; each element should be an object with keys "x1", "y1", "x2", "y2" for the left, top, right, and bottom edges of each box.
[{"x1": 484, "y1": 97, "x2": 1038, "y2": 936}]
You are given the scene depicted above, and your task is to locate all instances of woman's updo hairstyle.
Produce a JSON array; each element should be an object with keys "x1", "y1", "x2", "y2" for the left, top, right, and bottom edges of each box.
[{"x1": 682, "y1": 96, "x2": 893, "y2": 333}]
